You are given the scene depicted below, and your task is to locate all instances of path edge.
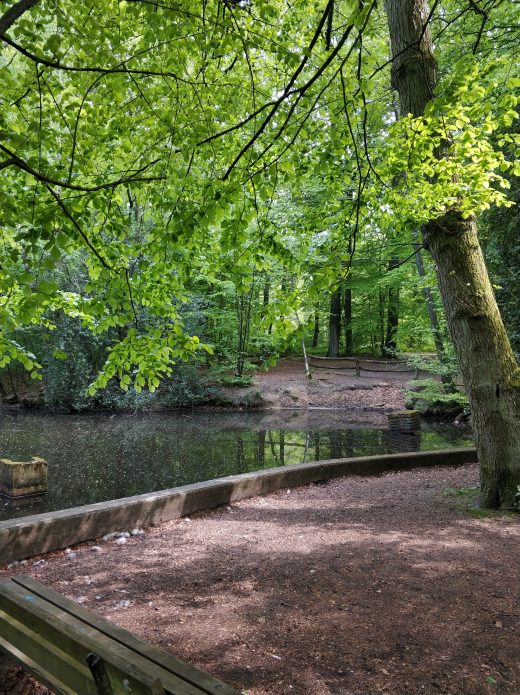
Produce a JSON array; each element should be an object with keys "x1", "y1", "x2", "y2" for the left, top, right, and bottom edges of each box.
[{"x1": 1, "y1": 448, "x2": 476, "y2": 564}]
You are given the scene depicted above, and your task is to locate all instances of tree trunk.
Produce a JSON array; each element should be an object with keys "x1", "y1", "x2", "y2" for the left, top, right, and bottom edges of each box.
[
  {"x1": 378, "y1": 287, "x2": 385, "y2": 356},
  {"x1": 383, "y1": 256, "x2": 399, "y2": 357},
  {"x1": 385, "y1": 0, "x2": 520, "y2": 507},
  {"x1": 312, "y1": 307, "x2": 320, "y2": 349},
  {"x1": 344, "y1": 286, "x2": 353, "y2": 355},
  {"x1": 327, "y1": 288, "x2": 341, "y2": 357},
  {"x1": 413, "y1": 237, "x2": 457, "y2": 393}
]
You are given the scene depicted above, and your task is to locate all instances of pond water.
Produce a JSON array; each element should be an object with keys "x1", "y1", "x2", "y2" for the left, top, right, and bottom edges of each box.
[{"x1": 0, "y1": 409, "x2": 473, "y2": 521}]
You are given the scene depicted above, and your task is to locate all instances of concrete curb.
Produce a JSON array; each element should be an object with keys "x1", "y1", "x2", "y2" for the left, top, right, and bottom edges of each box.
[{"x1": 0, "y1": 448, "x2": 477, "y2": 564}]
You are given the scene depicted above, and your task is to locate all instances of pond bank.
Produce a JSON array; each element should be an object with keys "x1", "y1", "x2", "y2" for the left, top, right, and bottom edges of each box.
[
  {"x1": 0, "y1": 448, "x2": 476, "y2": 564},
  {"x1": 1, "y1": 356, "x2": 412, "y2": 413}
]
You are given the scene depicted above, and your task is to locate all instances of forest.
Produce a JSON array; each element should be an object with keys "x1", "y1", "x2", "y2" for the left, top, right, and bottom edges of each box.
[{"x1": 0, "y1": 0, "x2": 519, "y2": 506}]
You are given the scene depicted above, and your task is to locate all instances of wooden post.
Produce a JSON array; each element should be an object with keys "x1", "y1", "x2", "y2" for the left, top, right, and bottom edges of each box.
[
  {"x1": 355, "y1": 360, "x2": 360, "y2": 377},
  {"x1": 86, "y1": 653, "x2": 114, "y2": 695}
]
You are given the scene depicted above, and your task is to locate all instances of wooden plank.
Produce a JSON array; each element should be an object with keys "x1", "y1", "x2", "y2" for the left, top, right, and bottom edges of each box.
[
  {"x1": 0, "y1": 608, "x2": 96, "y2": 694},
  {"x1": 14, "y1": 576, "x2": 240, "y2": 695},
  {"x1": 0, "y1": 581, "x2": 169, "y2": 695},
  {"x1": 0, "y1": 632, "x2": 78, "y2": 695}
]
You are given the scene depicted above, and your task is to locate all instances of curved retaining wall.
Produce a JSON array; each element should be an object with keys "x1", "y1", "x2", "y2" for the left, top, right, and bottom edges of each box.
[{"x1": 0, "y1": 447, "x2": 477, "y2": 565}]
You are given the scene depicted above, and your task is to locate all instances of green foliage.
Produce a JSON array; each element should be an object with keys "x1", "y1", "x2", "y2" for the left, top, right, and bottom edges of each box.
[
  {"x1": 443, "y1": 485, "x2": 480, "y2": 498},
  {"x1": 405, "y1": 353, "x2": 459, "y2": 379},
  {"x1": 481, "y1": 117, "x2": 520, "y2": 353},
  {"x1": 404, "y1": 379, "x2": 468, "y2": 416},
  {"x1": 0, "y1": 0, "x2": 518, "y2": 401}
]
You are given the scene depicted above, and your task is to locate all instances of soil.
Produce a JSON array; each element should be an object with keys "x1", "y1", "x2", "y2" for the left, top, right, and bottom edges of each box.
[
  {"x1": 224, "y1": 356, "x2": 410, "y2": 414},
  {"x1": 1, "y1": 359, "x2": 518, "y2": 695}
]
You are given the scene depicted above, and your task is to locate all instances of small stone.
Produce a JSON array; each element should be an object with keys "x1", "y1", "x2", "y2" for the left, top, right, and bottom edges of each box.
[
  {"x1": 116, "y1": 531, "x2": 130, "y2": 539},
  {"x1": 76, "y1": 596, "x2": 87, "y2": 604},
  {"x1": 115, "y1": 537, "x2": 127, "y2": 545},
  {"x1": 91, "y1": 545, "x2": 103, "y2": 552},
  {"x1": 95, "y1": 595, "x2": 103, "y2": 600},
  {"x1": 64, "y1": 548, "x2": 72, "y2": 554},
  {"x1": 131, "y1": 528, "x2": 144, "y2": 536},
  {"x1": 19, "y1": 560, "x2": 28, "y2": 565},
  {"x1": 114, "y1": 599, "x2": 131, "y2": 609},
  {"x1": 67, "y1": 551, "x2": 78, "y2": 559},
  {"x1": 7, "y1": 561, "x2": 19, "y2": 569},
  {"x1": 33, "y1": 559, "x2": 46, "y2": 567},
  {"x1": 184, "y1": 517, "x2": 191, "y2": 522},
  {"x1": 102, "y1": 532, "x2": 117, "y2": 542}
]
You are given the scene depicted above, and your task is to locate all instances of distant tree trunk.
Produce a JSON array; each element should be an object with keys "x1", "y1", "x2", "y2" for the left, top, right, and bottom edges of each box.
[
  {"x1": 235, "y1": 279, "x2": 255, "y2": 376},
  {"x1": 262, "y1": 278, "x2": 273, "y2": 335},
  {"x1": 378, "y1": 287, "x2": 385, "y2": 356},
  {"x1": 327, "y1": 288, "x2": 341, "y2": 357},
  {"x1": 385, "y1": 0, "x2": 520, "y2": 507},
  {"x1": 413, "y1": 238, "x2": 457, "y2": 392},
  {"x1": 383, "y1": 257, "x2": 399, "y2": 357},
  {"x1": 312, "y1": 307, "x2": 320, "y2": 349},
  {"x1": 263, "y1": 280, "x2": 269, "y2": 308},
  {"x1": 344, "y1": 286, "x2": 353, "y2": 355}
]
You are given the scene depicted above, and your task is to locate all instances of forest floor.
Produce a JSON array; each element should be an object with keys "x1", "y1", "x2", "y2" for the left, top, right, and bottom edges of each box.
[
  {"x1": 1, "y1": 464, "x2": 519, "y2": 695},
  {"x1": 223, "y1": 355, "x2": 410, "y2": 414},
  {"x1": 2, "y1": 358, "x2": 518, "y2": 695}
]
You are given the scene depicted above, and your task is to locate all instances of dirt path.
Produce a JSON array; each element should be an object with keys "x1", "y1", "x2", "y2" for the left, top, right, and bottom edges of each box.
[
  {"x1": 231, "y1": 357, "x2": 410, "y2": 413},
  {"x1": 2, "y1": 463, "x2": 518, "y2": 695}
]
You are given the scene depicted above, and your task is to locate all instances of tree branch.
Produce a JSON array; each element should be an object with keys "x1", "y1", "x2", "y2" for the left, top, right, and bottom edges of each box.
[
  {"x1": 0, "y1": 157, "x2": 16, "y2": 171},
  {"x1": 0, "y1": 0, "x2": 40, "y2": 35},
  {"x1": 0, "y1": 34, "x2": 203, "y2": 85},
  {"x1": 0, "y1": 143, "x2": 164, "y2": 191},
  {"x1": 45, "y1": 185, "x2": 113, "y2": 269}
]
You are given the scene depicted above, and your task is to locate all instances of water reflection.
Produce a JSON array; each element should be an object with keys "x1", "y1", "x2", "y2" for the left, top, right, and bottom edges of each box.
[{"x1": 0, "y1": 410, "x2": 473, "y2": 521}]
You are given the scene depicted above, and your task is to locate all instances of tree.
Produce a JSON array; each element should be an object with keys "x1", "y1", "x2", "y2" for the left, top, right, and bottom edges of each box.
[
  {"x1": 1, "y1": 0, "x2": 519, "y2": 507},
  {"x1": 384, "y1": 0, "x2": 520, "y2": 507}
]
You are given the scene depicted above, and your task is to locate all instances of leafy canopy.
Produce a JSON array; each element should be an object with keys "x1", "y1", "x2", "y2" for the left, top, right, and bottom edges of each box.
[{"x1": 0, "y1": 0, "x2": 518, "y2": 391}]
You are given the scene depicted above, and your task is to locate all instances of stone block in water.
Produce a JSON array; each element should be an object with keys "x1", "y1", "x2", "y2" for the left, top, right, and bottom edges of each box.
[
  {"x1": 388, "y1": 410, "x2": 421, "y2": 433},
  {"x1": 0, "y1": 457, "x2": 48, "y2": 497}
]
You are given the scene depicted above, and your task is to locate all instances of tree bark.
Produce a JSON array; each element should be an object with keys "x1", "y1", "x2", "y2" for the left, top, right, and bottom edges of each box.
[
  {"x1": 312, "y1": 307, "x2": 320, "y2": 349},
  {"x1": 378, "y1": 287, "x2": 385, "y2": 356},
  {"x1": 383, "y1": 257, "x2": 399, "y2": 356},
  {"x1": 344, "y1": 286, "x2": 353, "y2": 355},
  {"x1": 385, "y1": 0, "x2": 520, "y2": 507},
  {"x1": 413, "y1": 237, "x2": 457, "y2": 393},
  {"x1": 327, "y1": 288, "x2": 341, "y2": 357}
]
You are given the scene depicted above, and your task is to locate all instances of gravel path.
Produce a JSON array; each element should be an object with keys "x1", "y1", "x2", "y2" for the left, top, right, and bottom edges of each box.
[{"x1": 2, "y1": 462, "x2": 518, "y2": 695}]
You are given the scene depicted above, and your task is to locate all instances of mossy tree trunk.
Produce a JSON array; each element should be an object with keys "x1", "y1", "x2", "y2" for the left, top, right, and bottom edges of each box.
[{"x1": 385, "y1": 0, "x2": 520, "y2": 507}]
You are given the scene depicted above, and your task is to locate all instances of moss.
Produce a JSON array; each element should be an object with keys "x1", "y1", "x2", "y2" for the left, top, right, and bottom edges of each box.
[{"x1": 442, "y1": 485, "x2": 518, "y2": 517}]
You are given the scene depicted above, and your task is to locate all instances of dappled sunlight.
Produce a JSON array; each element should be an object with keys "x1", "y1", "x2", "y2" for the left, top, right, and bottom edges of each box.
[{"x1": 2, "y1": 463, "x2": 518, "y2": 695}]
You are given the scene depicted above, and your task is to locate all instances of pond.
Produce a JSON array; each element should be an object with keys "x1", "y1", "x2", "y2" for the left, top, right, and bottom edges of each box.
[{"x1": 0, "y1": 409, "x2": 473, "y2": 521}]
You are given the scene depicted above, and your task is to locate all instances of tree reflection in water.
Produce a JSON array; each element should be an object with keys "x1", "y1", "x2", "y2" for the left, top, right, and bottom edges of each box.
[{"x1": 0, "y1": 410, "x2": 472, "y2": 521}]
